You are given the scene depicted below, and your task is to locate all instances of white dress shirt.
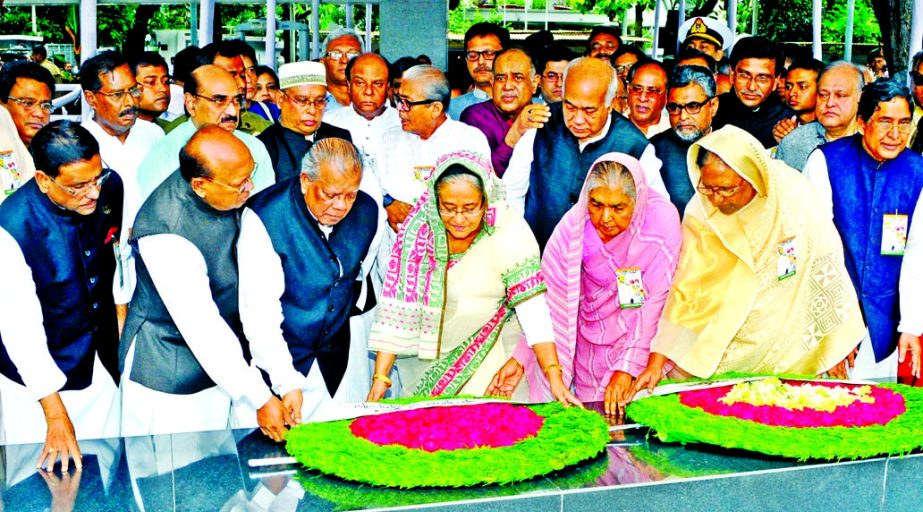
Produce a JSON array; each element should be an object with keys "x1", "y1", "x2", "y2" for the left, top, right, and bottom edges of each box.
[
  {"x1": 377, "y1": 119, "x2": 492, "y2": 204},
  {"x1": 82, "y1": 118, "x2": 165, "y2": 304},
  {"x1": 502, "y1": 115, "x2": 668, "y2": 214}
]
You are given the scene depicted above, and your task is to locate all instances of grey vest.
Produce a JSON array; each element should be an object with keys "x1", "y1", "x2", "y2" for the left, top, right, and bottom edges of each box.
[{"x1": 120, "y1": 171, "x2": 244, "y2": 394}]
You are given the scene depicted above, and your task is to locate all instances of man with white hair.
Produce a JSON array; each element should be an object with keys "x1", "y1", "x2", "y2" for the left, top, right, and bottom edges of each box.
[
  {"x1": 503, "y1": 56, "x2": 667, "y2": 249},
  {"x1": 321, "y1": 28, "x2": 364, "y2": 113},
  {"x1": 241, "y1": 138, "x2": 383, "y2": 418},
  {"x1": 257, "y1": 61, "x2": 352, "y2": 183},
  {"x1": 377, "y1": 64, "x2": 490, "y2": 232}
]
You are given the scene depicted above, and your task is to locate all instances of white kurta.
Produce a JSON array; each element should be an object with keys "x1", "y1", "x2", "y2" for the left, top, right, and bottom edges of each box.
[
  {"x1": 0, "y1": 105, "x2": 35, "y2": 203},
  {"x1": 121, "y1": 234, "x2": 273, "y2": 437},
  {"x1": 82, "y1": 118, "x2": 165, "y2": 305},
  {"x1": 502, "y1": 115, "x2": 668, "y2": 214},
  {"x1": 324, "y1": 105, "x2": 401, "y2": 180},
  {"x1": 376, "y1": 119, "x2": 492, "y2": 205},
  {"x1": 0, "y1": 227, "x2": 119, "y2": 445}
]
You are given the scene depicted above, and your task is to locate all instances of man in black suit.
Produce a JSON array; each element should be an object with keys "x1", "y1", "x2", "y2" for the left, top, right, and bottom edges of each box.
[{"x1": 257, "y1": 61, "x2": 351, "y2": 182}]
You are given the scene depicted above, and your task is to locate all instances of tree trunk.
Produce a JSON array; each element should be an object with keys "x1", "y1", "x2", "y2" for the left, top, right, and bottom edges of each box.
[
  {"x1": 870, "y1": 0, "x2": 912, "y2": 77},
  {"x1": 122, "y1": 5, "x2": 157, "y2": 56},
  {"x1": 634, "y1": 3, "x2": 644, "y2": 38}
]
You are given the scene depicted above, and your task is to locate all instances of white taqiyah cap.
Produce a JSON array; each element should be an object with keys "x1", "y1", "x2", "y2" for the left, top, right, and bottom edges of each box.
[{"x1": 278, "y1": 61, "x2": 327, "y2": 89}]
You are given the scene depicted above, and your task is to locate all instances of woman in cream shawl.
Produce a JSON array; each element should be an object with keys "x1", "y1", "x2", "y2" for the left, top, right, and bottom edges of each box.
[
  {"x1": 632, "y1": 125, "x2": 865, "y2": 394},
  {"x1": 367, "y1": 151, "x2": 580, "y2": 405}
]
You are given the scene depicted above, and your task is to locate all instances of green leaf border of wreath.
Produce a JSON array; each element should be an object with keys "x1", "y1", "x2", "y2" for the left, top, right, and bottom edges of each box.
[
  {"x1": 285, "y1": 398, "x2": 610, "y2": 488},
  {"x1": 625, "y1": 374, "x2": 923, "y2": 461}
]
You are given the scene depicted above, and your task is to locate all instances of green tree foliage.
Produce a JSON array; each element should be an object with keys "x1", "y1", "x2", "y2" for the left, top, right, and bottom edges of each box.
[
  {"x1": 822, "y1": 0, "x2": 880, "y2": 44},
  {"x1": 737, "y1": 0, "x2": 879, "y2": 43}
]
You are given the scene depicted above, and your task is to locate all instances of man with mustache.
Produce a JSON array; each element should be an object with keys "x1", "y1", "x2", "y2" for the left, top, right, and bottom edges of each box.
[
  {"x1": 712, "y1": 36, "x2": 794, "y2": 149},
  {"x1": 137, "y1": 65, "x2": 275, "y2": 201},
  {"x1": 804, "y1": 80, "x2": 923, "y2": 381},
  {"x1": 447, "y1": 22, "x2": 510, "y2": 121},
  {"x1": 627, "y1": 60, "x2": 670, "y2": 137},
  {"x1": 775, "y1": 61, "x2": 863, "y2": 171},
  {"x1": 651, "y1": 65, "x2": 719, "y2": 216},
  {"x1": 257, "y1": 61, "x2": 351, "y2": 184},
  {"x1": 129, "y1": 51, "x2": 172, "y2": 131},
  {"x1": 122, "y1": 126, "x2": 296, "y2": 439},
  {"x1": 0, "y1": 61, "x2": 52, "y2": 200},
  {"x1": 81, "y1": 51, "x2": 165, "y2": 330},
  {"x1": 460, "y1": 49, "x2": 544, "y2": 177}
]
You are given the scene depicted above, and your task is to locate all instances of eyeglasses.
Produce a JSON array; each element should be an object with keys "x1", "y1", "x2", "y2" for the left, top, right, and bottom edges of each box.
[
  {"x1": 94, "y1": 85, "x2": 142, "y2": 101},
  {"x1": 666, "y1": 99, "x2": 713, "y2": 115},
  {"x1": 465, "y1": 50, "x2": 499, "y2": 62},
  {"x1": 869, "y1": 117, "x2": 914, "y2": 134},
  {"x1": 327, "y1": 50, "x2": 361, "y2": 61},
  {"x1": 6, "y1": 96, "x2": 53, "y2": 113},
  {"x1": 395, "y1": 95, "x2": 438, "y2": 112},
  {"x1": 629, "y1": 85, "x2": 665, "y2": 97},
  {"x1": 204, "y1": 174, "x2": 253, "y2": 195},
  {"x1": 543, "y1": 71, "x2": 562, "y2": 82},
  {"x1": 195, "y1": 93, "x2": 247, "y2": 109},
  {"x1": 614, "y1": 63, "x2": 634, "y2": 74},
  {"x1": 591, "y1": 41, "x2": 618, "y2": 52},
  {"x1": 696, "y1": 178, "x2": 740, "y2": 198},
  {"x1": 735, "y1": 71, "x2": 774, "y2": 86},
  {"x1": 138, "y1": 76, "x2": 174, "y2": 88},
  {"x1": 912, "y1": 72, "x2": 923, "y2": 87},
  {"x1": 47, "y1": 169, "x2": 112, "y2": 197},
  {"x1": 438, "y1": 204, "x2": 483, "y2": 219},
  {"x1": 282, "y1": 91, "x2": 327, "y2": 110}
]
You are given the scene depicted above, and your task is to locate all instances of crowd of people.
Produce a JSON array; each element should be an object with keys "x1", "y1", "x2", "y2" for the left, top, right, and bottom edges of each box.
[{"x1": 1, "y1": 18, "x2": 922, "y2": 472}]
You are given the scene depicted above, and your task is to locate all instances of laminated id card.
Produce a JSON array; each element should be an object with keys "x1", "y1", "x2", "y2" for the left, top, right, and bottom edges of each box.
[
  {"x1": 413, "y1": 165, "x2": 435, "y2": 183},
  {"x1": 616, "y1": 268, "x2": 645, "y2": 308},
  {"x1": 881, "y1": 214, "x2": 908, "y2": 256},
  {"x1": 776, "y1": 237, "x2": 796, "y2": 281}
]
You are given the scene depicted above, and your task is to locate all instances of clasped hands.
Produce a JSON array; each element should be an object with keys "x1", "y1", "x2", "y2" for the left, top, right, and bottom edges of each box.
[{"x1": 257, "y1": 388, "x2": 303, "y2": 442}]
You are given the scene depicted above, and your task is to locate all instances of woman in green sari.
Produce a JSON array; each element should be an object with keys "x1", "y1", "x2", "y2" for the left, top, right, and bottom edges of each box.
[{"x1": 367, "y1": 151, "x2": 580, "y2": 405}]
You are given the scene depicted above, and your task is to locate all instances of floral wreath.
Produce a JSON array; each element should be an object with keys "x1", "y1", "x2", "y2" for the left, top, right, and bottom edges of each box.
[
  {"x1": 285, "y1": 398, "x2": 609, "y2": 488},
  {"x1": 625, "y1": 374, "x2": 923, "y2": 461}
]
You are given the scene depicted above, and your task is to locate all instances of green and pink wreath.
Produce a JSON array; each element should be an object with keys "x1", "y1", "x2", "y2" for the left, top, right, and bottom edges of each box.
[
  {"x1": 285, "y1": 399, "x2": 609, "y2": 488},
  {"x1": 625, "y1": 375, "x2": 923, "y2": 461}
]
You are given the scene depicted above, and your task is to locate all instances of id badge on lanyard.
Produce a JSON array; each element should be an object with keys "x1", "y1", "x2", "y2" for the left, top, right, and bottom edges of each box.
[
  {"x1": 616, "y1": 268, "x2": 645, "y2": 309},
  {"x1": 881, "y1": 214, "x2": 908, "y2": 256}
]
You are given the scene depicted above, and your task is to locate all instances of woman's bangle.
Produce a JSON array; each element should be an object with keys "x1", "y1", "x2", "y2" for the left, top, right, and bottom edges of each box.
[
  {"x1": 373, "y1": 373, "x2": 392, "y2": 387},
  {"x1": 543, "y1": 363, "x2": 562, "y2": 376}
]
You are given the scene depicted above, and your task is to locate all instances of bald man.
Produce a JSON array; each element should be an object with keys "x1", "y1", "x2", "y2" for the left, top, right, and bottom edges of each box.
[
  {"x1": 460, "y1": 49, "x2": 545, "y2": 177},
  {"x1": 121, "y1": 126, "x2": 298, "y2": 440},
  {"x1": 137, "y1": 65, "x2": 275, "y2": 202}
]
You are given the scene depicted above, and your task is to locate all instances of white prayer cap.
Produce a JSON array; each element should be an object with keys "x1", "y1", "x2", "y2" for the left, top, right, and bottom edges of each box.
[{"x1": 278, "y1": 61, "x2": 326, "y2": 90}]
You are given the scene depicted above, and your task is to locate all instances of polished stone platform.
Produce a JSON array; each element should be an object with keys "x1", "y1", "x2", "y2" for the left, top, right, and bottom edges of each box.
[{"x1": 2, "y1": 401, "x2": 920, "y2": 511}]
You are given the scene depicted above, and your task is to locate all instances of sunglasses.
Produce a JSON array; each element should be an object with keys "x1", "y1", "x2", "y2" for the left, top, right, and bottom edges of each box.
[{"x1": 912, "y1": 72, "x2": 923, "y2": 87}]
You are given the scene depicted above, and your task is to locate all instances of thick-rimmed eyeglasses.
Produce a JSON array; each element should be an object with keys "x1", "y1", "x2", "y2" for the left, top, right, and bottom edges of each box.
[
  {"x1": 48, "y1": 169, "x2": 112, "y2": 197},
  {"x1": 6, "y1": 96, "x2": 53, "y2": 113},
  {"x1": 94, "y1": 85, "x2": 142, "y2": 102},
  {"x1": 666, "y1": 99, "x2": 713, "y2": 115},
  {"x1": 327, "y1": 50, "x2": 361, "y2": 61},
  {"x1": 395, "y1": 95, "x2": 438, "y2": 112},
  {"x1": 195, "y1": 93, "x2": 247, "y2": 109},
  {"x1": 696, "y1": 178, "x2": 740, "y2": 198},
  {"x1": 282, "y1": 91, "x2": 327, "y2": 110},
  {"x1": 465, "y1": 50, "x2": 498, "y2": 62}
]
